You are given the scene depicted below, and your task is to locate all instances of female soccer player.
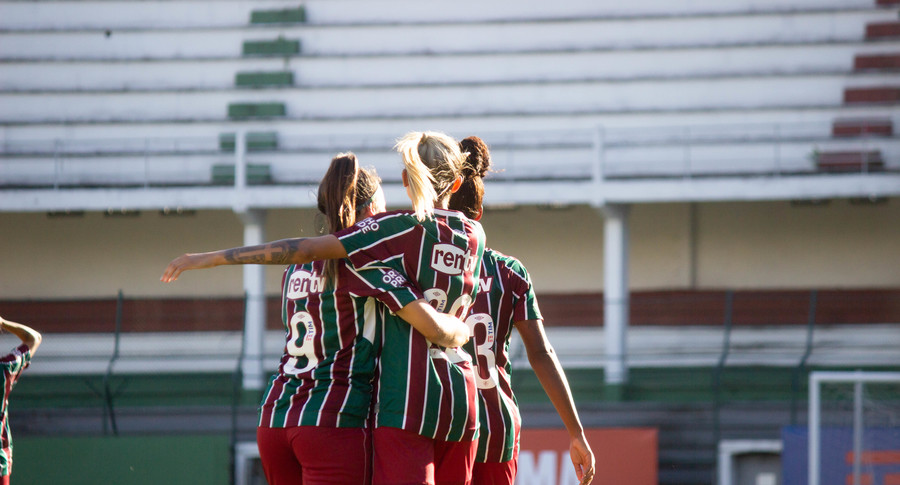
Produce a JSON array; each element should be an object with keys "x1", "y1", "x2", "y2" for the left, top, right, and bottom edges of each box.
[
  {"x1": 0, "y1": 316, "x2": 41, "y2": 485},
  {"x1": 162, "y1": 132, "x2": 485, "y2": 485},
  {"x1": 449, "y1": 136, "x2": 595, "y2": 485},
  {"x1": 166, "y1": 153, "x2": 469, "y2": 485},
  {"x1": 255, "y1": 153, "x2": 471, "y2": 485}
]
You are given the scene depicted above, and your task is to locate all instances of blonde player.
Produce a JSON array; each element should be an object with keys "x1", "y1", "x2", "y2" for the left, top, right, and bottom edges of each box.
[
  {"x1": 163, "y1": 132, "x2": 486, "y2": 485},
  {"x1": 165, "y1": 153, "x2": 469, "y2": 485}
]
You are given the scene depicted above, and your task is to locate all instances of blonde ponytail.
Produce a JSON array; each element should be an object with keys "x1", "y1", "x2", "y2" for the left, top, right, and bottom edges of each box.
[{"x1": 394, "y1": 131, "x2": 465, "y2": 221}]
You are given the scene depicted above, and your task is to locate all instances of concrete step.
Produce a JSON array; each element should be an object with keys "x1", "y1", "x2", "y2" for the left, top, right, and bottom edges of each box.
[{"x1": 1, "y1": 11, "x2": 893, "y2": 61}]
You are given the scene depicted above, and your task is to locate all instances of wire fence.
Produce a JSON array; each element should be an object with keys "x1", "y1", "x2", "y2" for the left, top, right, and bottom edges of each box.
[{"x1": 6, "y1": 289, "x2": 899, "y2": 441}]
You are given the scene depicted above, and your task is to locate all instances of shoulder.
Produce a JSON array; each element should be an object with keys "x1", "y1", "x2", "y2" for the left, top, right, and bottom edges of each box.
[
  {"x1": 367, "y1": 210, "x2": 416, "y2": 226},
  {"x1": 434, "y1": 209, "x2": 486, "y2": 237},
  {"x1": 0, "y1": 345, "x2": 29, "y2": 369},
  {"x1": 336, "y1": 210, "x2": 417, "y2": 240},
  {"x1": 376, "y1": 209, "x2": 415, "y2": 219},
  {"x1": 484, "y1": 249, "x2": 533, "y2": 289},
  {"x1": 486, "y1": 248, "x2": 527, "y2": 274}
]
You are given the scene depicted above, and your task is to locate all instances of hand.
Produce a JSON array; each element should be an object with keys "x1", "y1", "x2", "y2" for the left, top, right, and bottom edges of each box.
[
  {"x1": 160, "y1": 253, "x2": 216, "y2": 282},
  {"x1": 569, "y1": 435, "x2": 595, "y2": 485}
]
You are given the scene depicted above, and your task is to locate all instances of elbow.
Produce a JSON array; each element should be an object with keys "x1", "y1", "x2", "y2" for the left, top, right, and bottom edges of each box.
[
  {"x1": 435, "y1": 326, "x2": 471, "y2": 348},
  {"x1": 446, "y1": 320, "x2": 472, "y2": 348},
  {"x1": 282, "y1": 239, "x2": 314, "y2": 265},
  {"x1": 445, "y1": 332, "x2": 470, "y2": 348},
  {"x1": 525, "y1": 344, "x2": 557, "y2": 365},
  {"x1": 294, "y1": 245, "x2": 314, "y2": 264},
  {"x1": 28, "y1": 332, "x2": 42, "y2": 353}
]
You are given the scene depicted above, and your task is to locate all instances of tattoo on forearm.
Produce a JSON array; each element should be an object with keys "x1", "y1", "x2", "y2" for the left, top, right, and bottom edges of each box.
[{"x1": 223, "y1": 239, "x2": 306, "y2": 265}]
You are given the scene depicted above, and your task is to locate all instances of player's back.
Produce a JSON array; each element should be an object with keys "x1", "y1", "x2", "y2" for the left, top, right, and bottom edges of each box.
[
  {"x1": 465, "y1": 248, "x2": 543, "y2": 462},
  {"x1": 259, "y1": 259, "x2": 422, "y2": 429},
  {"x1": 336, "y1": 209, "x2": 486, "y2": 441}
]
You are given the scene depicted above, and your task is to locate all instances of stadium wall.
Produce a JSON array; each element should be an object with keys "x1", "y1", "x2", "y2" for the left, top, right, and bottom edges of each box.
[
  {"x1": 0, "y1": 200, "x2": 897, "y2": 300},
  {"x1": 14, "y1": 434, "x2": 231, "y2": 485}
]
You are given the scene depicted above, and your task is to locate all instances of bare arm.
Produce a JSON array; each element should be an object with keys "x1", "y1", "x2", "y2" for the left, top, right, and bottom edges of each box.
[
  {"x1": 0, "y1": 316, "x2": 42, "y2": 354},
  {"x1": 394, "y1": 300, "x2": 470, "y2": 348},
  {"x1": 161, "y1": 235, "x2": 347, "y2": 282},
  {"x1": 517, "y1": 319, "x2": 595, "y2": 485}
]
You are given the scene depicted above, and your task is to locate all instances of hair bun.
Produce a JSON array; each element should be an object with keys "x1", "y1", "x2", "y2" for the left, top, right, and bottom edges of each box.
[{"x1": 459, "y1": 136, "x2": 491, "y2": 180}]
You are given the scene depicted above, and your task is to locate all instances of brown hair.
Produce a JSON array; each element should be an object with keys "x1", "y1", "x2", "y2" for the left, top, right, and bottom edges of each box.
[
  {"x1": 316, "y1": 152, "x2": 381, "y2": 284},
  {"x1": 448, "y1": 136, "x2": 491, "y2": 220}
]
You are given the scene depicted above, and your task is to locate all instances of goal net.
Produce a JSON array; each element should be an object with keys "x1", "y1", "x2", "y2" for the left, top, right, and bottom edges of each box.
[{"x1": 808, "y1": 371, "x2": 900, "y2": 485}]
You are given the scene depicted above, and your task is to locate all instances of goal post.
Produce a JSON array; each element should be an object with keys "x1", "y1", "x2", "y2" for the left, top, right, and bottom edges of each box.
[{"x1": 808, "y1": 371, "x2": 900, "y2": 485}]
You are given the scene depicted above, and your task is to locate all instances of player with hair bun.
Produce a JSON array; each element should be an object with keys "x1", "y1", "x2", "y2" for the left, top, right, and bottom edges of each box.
[
  {"x1": 449, "y1": 136, "x2": 595, "y2": 485},
  {"x1": 163, "y1": 132, "x2": 486, "y2": 485}
]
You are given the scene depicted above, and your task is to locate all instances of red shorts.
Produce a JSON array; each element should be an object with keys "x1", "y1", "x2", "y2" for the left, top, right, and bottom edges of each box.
[
  {"x1": 256, "y1": 426, "x2": 371, "y2": 485},
  {"x1": 471, "y1": 429, "x2": 519, "y2": 485},
  {"x1": 471, "y1": 457, "x2": 517, "y2": 485},
  {"x1": 372, "y1": 427, "x2": 476, "y2": 485}
]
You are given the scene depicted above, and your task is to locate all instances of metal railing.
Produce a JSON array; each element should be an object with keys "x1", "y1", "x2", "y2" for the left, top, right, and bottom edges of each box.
[{"x1": 1, "y1": 121, "x2": 896, "y2": 190}]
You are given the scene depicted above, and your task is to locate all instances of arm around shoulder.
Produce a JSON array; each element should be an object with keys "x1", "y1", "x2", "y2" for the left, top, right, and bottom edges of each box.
[
  {"x1": 394, "y1": 300, "x2": 470, "y2": 348},
  {"x1": 161, "y1": 235, "x2": 348, "y2": 282}
]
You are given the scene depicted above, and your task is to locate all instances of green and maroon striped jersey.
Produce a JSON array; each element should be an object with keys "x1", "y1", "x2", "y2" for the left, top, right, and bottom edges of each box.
[
  {"x1": 336, "y1": 209, "x2": 486, "y2": 442},
  {"x1": 258, "y1": 259, "x2": 422, "y2": 429},
  {"x1": 464, "y1": 249, "x2": 542, "y2": 463},
  {"x1": 0, "y1": 344, "x2": 31, "y2": 476}
]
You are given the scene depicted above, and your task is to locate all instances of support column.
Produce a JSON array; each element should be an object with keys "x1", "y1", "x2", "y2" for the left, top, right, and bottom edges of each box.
[
  {"x1": 603, "y1": 204, "x2": 630, "y2": 389},
  {"x1": 239, "y1": 209, "x2": 267, "y2": 390}
]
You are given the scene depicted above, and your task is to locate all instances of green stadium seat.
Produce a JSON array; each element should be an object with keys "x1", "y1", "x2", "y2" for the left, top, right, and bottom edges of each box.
[
  {"x1": 210, "y1": 163, "x2": 272, "y2": 185},
  {"x1": 218, "y1": 132, "x2": 279, "y2": 152},
  {"x1": 250, "y1": 7, "x2": 306, "y2": 24},
  {"x1": 242, "y1": 38, "x2": 300, "y2": 57}
]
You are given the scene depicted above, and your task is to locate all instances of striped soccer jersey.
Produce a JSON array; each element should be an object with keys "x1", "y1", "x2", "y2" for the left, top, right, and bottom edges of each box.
[
  {"x1": 258, "y1": 259, "x2": 423, "y2": 429},
  {"x1": 336, "y1": 209, "x2": 485, "y2": 442},
  {"x1": 0, "y1": 344, "x2": 31, "y2": 477},
  {"x1": 464, "y1": 249, "x2": 542, "y2": 463}
]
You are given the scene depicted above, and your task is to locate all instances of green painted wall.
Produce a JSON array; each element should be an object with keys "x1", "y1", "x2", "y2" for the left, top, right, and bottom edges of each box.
[{"x1": 14, "y1": 435, "x2": 231, "y2": 485}]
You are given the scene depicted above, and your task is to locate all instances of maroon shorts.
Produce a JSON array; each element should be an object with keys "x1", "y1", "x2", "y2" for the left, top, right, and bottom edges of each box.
[
  {"x1": 471, "y1": 457, "x2": 517, "y2": 485},
  {"x1": 372, "y1": 427, "x2": 476, "y2": 485},
  {"x1": 256, "y1": 426, "x2": 371, "y2": 485},
  {"x1": 471, "y1": 428, "x2": 519, "y2": 485}
]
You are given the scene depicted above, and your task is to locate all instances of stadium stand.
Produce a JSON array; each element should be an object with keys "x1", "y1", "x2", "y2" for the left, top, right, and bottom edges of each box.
[{"x1": 1, "y1": 0, "x2": 898, "y2": 189}]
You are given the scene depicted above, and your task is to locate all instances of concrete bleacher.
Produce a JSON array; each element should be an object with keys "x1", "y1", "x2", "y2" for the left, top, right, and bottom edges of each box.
[
  {"x1": 3, "y1": 4, "x2": 897, "y2": 482},
  {"x1": 1, "y1": 0, "x2": 898, "y2": 193},
  {"x1": 26, "y1": 331, "x2": 244, "y2": 376}
]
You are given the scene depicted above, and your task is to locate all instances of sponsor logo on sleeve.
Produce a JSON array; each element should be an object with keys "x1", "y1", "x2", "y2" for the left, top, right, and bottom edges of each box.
[
  {"x1": 355, "y1": 218, "x2": 380, "y2": 233},
  {"x1": 381, "y1": 269, "x2": 407, "y2": 288},
  {"x1": 430, "y1": 244, "x2": 477, "y2": 276},
  {"x1": 286, "y1": 269, "x2": 323, "y2": 299}
]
